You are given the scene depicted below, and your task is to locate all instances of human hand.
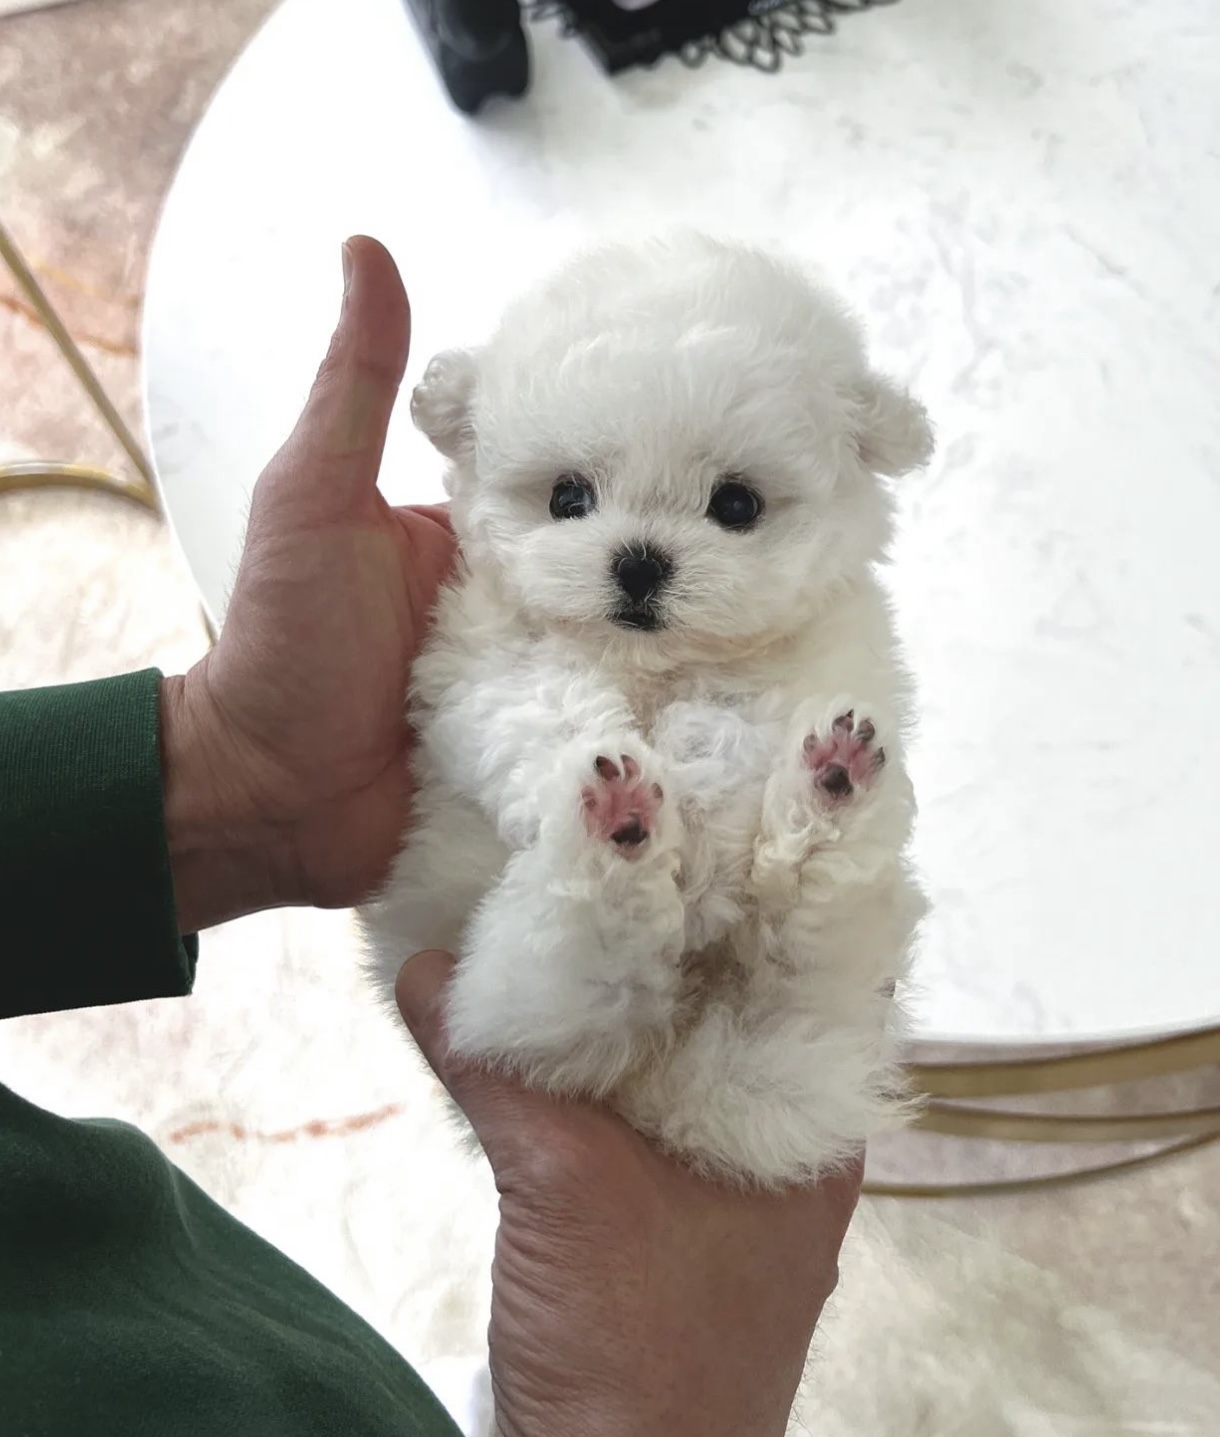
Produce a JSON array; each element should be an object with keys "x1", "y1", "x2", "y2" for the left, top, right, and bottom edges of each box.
[
  {"x1": 160, "y1": 237, "x2": 456, "y2": 932},
  {"x1": 396, "y1": 949, "x2": 862, "y2": 1437}
]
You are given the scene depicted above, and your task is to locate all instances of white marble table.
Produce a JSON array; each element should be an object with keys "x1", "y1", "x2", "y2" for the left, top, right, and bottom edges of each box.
[{"x1": 143, "y1": 0, "x2": 1220, "y2": 1047}]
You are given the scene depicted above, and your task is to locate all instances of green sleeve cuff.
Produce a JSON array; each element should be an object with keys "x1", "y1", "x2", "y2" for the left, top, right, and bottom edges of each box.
[{"x1": 0, "y1": 669, "x2": 198, "y2": 1020}]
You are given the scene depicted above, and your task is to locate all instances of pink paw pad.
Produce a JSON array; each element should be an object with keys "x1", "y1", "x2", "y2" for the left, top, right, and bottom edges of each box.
[
  {"x1": 582, "y1": 755, "x2": 663, "y2": 855},
  {"x1": 802, "y1": 711, "x2": 885, "y2": 803}
]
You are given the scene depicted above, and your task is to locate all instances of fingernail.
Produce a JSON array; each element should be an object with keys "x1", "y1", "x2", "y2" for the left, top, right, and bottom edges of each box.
[{"x1": 341, "y1": 241, "x2": 354, "y2": 299}]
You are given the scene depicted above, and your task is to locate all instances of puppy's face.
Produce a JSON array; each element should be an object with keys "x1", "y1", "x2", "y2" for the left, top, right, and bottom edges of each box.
[{"x1": 414, "y1": 239, "x2": 931, "y2": 662}]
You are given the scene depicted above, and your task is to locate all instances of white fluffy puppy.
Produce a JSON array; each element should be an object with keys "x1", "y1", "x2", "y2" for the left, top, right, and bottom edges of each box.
[{"x1": 361, "y1": 235, "x2": 931, "y2": 1187}]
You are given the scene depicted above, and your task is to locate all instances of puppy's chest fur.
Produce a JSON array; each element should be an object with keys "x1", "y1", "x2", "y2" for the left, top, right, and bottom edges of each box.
[
  {"x1": 408, "y1": 566, "x2": 911, "y2": 973},
  {"x1": 608, "y1": 668, "x2": 792, "y2": 842},
  {"x1": 611, "y1": 664, "x2": 782, "y2": 736}
]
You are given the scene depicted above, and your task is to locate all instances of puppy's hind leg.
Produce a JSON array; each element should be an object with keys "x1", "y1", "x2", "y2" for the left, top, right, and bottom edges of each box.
[{"x1": 446, "y1": 738, "x2": 687, "y2": 1098}]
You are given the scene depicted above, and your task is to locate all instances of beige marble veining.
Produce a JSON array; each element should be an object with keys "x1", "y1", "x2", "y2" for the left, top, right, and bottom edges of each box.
[{"x1": 2, "y1": 2, "x2": 1218, "y2": 1430}]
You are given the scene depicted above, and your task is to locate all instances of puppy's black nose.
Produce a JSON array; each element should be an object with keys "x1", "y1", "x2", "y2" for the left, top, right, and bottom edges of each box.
[{"x1": 613, "y1": 547, "x2": 671, "y2": 603}]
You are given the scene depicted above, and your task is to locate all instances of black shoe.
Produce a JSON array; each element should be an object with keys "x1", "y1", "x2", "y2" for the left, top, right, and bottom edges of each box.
[
  {"x1": 436, "y1": 0, "x2": 523, "y2": 60},
  {"x1": 403, "y1": 0, "x2": 530, "y2": 113}
]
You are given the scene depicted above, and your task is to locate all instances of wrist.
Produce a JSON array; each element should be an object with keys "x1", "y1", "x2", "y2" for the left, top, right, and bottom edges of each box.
[{"x1": 159, "y1": 669, "x2": 288, "y2": 932}]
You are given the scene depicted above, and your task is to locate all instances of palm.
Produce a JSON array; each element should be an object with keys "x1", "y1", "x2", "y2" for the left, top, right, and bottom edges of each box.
[
  {"x1": 204, "y1": 495, "x2": 456, "y2": 910},
  {"x1": 286, "y1": 499, "x2": 456, "y2": 906}
]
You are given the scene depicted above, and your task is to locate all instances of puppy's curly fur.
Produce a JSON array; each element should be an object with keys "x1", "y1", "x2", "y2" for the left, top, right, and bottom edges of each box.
[{"x1": 361, "y1": 235, "x2": 931, "y2": 1187}]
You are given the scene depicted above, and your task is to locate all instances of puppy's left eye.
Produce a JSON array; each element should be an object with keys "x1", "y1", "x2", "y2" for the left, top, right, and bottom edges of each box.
[
  {"x1": 550, "y1": 474, "x2": 596, "y2": 521},
  {"x1": 707, "y1": 480, "x2": 763, "y2": 530}
]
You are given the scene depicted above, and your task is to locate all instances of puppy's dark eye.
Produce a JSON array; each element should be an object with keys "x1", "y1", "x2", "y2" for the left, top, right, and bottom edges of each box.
[
  {"x1": 707, "y1": 480, "x2": 763, "y2": 530},
  {"x1": 550, "y1": 474, "x2": 596, "y2": 521}
]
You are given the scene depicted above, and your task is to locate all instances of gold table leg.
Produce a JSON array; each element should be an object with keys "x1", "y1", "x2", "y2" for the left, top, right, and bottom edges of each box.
[
  {"x1": 0, "y1": 216, "x2": 161, "y2": 513},
  {"x1": 0, "y1": 460, "x2": 159, "y2": 510},
  {"x1": 0, "y1": 219, "x2": 215, "y2": 644},
  {"x1": 866, "y1": 1024, "x2": 1220, "y2": 1197}
]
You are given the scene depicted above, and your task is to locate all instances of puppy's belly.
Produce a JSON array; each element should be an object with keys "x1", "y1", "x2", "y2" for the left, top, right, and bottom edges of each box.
[
  {"x1": 364, "y1": 796, "x2": 507, "y2": 992},
  {"x1": 652, "y1": 699, "x2": 779, "y2": 952}
]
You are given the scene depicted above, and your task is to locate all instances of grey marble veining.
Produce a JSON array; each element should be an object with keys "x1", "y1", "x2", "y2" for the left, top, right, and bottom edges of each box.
[{"x1": 143, "y1": 0, "x2": 1220, "y2": 1043}]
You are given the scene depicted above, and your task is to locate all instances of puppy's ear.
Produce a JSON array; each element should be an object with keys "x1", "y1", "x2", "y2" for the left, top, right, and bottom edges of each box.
[
  {"x1": 411, "y1": 349, "x2": 478, "y2": 460},
  {"x1": 851, "y1": 374, "x2": 933, "y2": 478}
]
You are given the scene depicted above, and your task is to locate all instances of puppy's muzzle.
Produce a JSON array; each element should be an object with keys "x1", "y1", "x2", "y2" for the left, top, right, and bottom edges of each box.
[{"x1": 610, "y1": 545, "x2": 671, "y2": 632}]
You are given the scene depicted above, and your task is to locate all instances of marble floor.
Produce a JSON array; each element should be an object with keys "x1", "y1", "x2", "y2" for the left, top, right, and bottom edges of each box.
[{"x1": 2, "y1": 2, "x2": 1218, "y2": 1430}]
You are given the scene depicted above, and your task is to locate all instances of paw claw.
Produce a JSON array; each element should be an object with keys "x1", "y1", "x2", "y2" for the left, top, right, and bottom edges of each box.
[
  {"x1": 803, "y1": 711, "x2": 885, "y2": 804},
  {"x1": 594, "y1": 755, "x2": 620, "y2": 781}
]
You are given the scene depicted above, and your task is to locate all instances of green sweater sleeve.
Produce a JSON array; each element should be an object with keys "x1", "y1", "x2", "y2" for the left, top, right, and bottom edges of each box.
[
  {"x1": 0, "y1": 1086, "x2": 464, "y2": 1437},
  {"x1": 0, "y1": 673, "x2": 464, "y2": 1435},
  {"x1": 0, "y1": 669, "x2": 198, "y2": 1019}
]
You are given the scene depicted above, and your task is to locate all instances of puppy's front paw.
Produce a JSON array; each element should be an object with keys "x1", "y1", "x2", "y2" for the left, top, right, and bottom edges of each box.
[
  {"x1": 582, "y1": 753, "x2": 665, "y2": 857},
  {"x1": 451, "y1": 737, "x2": 686, "y2": 1095},
  {"x1": 802, "y1": 710, "x2": 885, "y2": 805},
  {"x1": 540, "y1": 737, "x2": 677, "y2": 866},
  {"x1": 752, "y1": 702, "x2": 895, "y2": 901}
]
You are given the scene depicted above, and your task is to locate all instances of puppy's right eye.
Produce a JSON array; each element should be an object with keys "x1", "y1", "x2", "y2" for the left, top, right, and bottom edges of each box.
[{"x1": 550, "y1": 475, "x2": 596, "y2": 521}]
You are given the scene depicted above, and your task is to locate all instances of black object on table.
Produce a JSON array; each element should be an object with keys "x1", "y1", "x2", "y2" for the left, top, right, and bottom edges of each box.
[
  {"x1": 403, "y1": 1, "x2": 902, "y2": 113},
  {"x1": 558, "y1": 0, "x2": 769, "y2": 73},
  {"x1": 552, "y1": 0, "x2": 903, "y2": 74},
  {"x1": 401, "y1": 0, "x2": 529, "y2": 113}
]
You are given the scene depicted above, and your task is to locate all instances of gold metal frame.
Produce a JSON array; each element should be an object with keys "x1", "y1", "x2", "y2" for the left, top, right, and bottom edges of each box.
[
  {"x1": 864, "y1": 1130, "x2": 1220, "y2": 1198},
  {"x1": 5, "y1": 217, "x2": 1218, "y2": 1196},
  {"x1": 910, "y1": 1024, "x2": 1220, "y2": 1099},
  {"x1": 0, "y1": 459, "x2": 159, "y2": 510},
  {"x1": 0, "y1": 218, "x2": 161, "y2": 512},
  {"x1": 864, "y1": 1024, "x2": 1220, "y2": 1196}
]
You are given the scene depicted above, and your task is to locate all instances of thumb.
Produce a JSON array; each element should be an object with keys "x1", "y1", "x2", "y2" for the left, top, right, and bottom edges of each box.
[
  {"x1": 394, "y1": 949, "x2": 460, "y2": 1077},
  {"x1": 259, "y1": 235, "x2": 411, "y2": 512},
  {"x1": 395, "y1": 950, "x2": 500, "y2": 1119}
]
